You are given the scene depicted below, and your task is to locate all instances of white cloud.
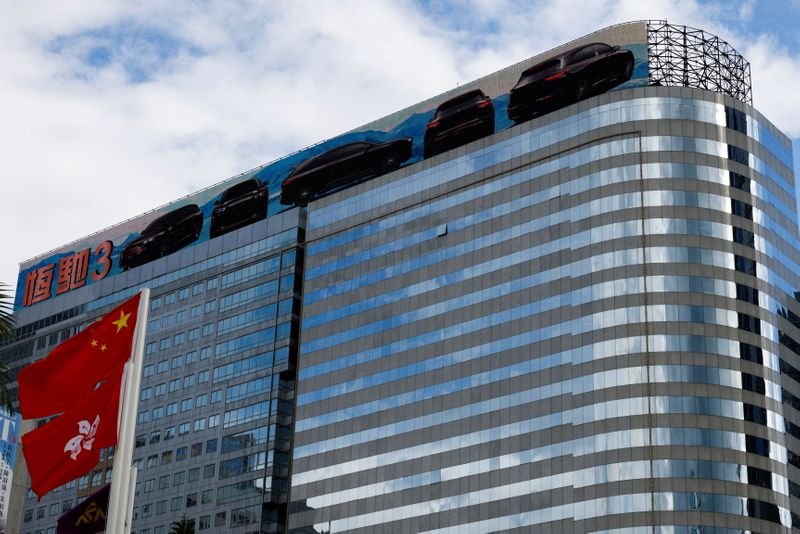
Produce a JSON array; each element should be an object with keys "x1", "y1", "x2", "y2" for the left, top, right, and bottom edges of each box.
[{"x1": 1, "y1": 0, "x2": 798, "y2": 301}]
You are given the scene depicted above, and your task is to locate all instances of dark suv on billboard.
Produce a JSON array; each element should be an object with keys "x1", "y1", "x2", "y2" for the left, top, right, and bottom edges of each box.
[
  {"x1": 280, "y1": 138, "x2": 413, "y2": 207},
  {"x1": 507, "y1": 43, "x2": 634, "y2": 123},
  {"x1": 120, "y1": 204, "x2": 203, "y2": 270},
  {"x1": 423, "y1": 89, "x2": 495, "y2": 158},
  {"x1": 210, "y1": 178, "x2": 269, "y2": 238}
]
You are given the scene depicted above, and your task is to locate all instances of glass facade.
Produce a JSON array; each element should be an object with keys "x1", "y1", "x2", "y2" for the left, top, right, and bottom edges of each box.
[
  {"x1": 3, "y1": 22, "x2": 800, "y2": 534},
  {"x1": 4, "y1": 210, "x2": 304, "y2": 534},
  {"x1": 289, "y1": 87, "x2": 800, "y2": 532}
]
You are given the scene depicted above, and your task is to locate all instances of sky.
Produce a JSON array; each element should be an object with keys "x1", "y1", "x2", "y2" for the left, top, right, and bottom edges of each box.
[{"x1": 2, "y1": 0, "x2": 800, "y2": 301}]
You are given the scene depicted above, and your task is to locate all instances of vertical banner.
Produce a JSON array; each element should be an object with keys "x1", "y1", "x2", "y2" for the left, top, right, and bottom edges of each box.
[{"x1": 0, "y1": 410, "x2": 20, "y2": 533}]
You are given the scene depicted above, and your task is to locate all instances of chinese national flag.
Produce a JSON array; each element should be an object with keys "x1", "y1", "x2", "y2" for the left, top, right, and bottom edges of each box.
[
  {"x1": 22, "y1": 370, "x2": 123, "y2": 499},
  {"x1": 17, "y1": 293, "x2": 140, "y2": 419}
]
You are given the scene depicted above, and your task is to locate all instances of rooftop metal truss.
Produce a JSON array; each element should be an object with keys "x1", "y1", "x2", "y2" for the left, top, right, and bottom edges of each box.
[{"x1": 647, "y1": 20, "x2": 752, "y2": 104}]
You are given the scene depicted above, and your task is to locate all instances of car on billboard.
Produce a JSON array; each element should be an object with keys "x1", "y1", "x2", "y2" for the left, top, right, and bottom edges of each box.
[
  {"x1": 120, "y1": 204, "x2": 203, "y2": 270},
  {"x1": 423, "y1": 89, "x2": 495, "y2": 158},
  {"x1": 210, "y1": 178, "x2": 269, "y2": 238},
  {"x1": 280, "y1": 138, "x2": 413, "y2": 207},
  {"x1": 507, "y1": 43, "x2": 634, "y2": 123}
]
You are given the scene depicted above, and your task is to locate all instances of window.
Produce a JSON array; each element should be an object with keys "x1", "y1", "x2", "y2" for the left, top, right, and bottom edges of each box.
[
  {"x1": 208, "y1": 414, "x2": 220, "y2": 428},
  {"x1": 206, "y1": 279, "x2": 217, "y2": 291},
  {"x1": 156, "y1": 500, "x2": 167, "y2": 514},
  {"x1": 200, "y1": 347, "x2": 213, "y2": 360},
  {"x1": 188, "y1": 327, "x2": 199, "y2": 341},
  {"x1": 277, "y1": 297, "x2": 293, "y2": 317},
  {"x1": 191, "y1": 305, "x2": 202, "y2": 318},
  {"x1": 149, "y1": 430, "x2": 161, "y2": 444},
  {"x1": 152, "y1": 407, "x2": 164, "y2": 420},
  {"x1": 176, "y1": 309, "x2": 188, "y2": 323},
  {"x1": 171, "y1": 497, "x2": 182, "y2": 511},
  {"x1": 281, "y1": 249, "x2": 296, "y2": 269},
  {"x1": 146, "y1": 342, "x2": 157, "y2": 355},
  {"x1": 173, "y1": 471, "x2": 184, "y2": 486},
  {"x1": 204, "y1": 300, "x2": 216, "y2": 313},
  {"x1": 191, "y1": 442, "x2": 203, "y2": 457},
  {"x1": 184, "y1": 375, "x2": 195, "y2": 388},
  {"x1": 135, "y1": 434, "x2": 146, "y2": 448},
  {"x1": 211, "y1": 390, "x2": 222, "y2": 403},
  {"x1": 143, "y1": 479, "x2": 154, "y2": 492},
  {"x1": 181, "y1": 399, "x2": 193, "y2": 412},
  {"x1": 161, "y1": 314, "x2": 173, "y2": 328},
  {"x1": 193, "y1": 282, "x2": 204, "y2": 296},
  {"x1": 196, "y1": 394, "x2": 208, "y2": 407},
  {"x1": 185, "y1": 350, "x2": 198, "y2": 364},
  {"x1": 159, "y1": 337, "x2": 171, "y2": 350},
  {"x1": 206, "y1": 438, "x2": 218, "y2": 453},
  {"x1": 174, "y1": 332, "x2": 186, "y2": 346},
  {"x1": 148, "y1": 318, "x2": 160, "y2": 332},
  {"x1": 50, "y1": 503, "x2": 60, "y2": 515},
  {"x1": 167, "y1": 402, "x2": 178, "y2": 416},
  {"x1": 198, "y1": 370, "x2": 209, "y2": 383},
  {"x1": 201, "y1": 489, "x2": 214, "y2": 505},
  {"x1": 178, "y1": 422, "x2": 190, "y2": 435},
  {"x1": 150, "y1": 297, "x2": 162, "y2": 310},
  {"x1": 154, "y1": 383, "x2": 166, "y2": 396},
  {"x1": 157, "y1": 360, "x2": 168, "y2": 373},
  {"x1": 199, "y1": 515, "x2": 211, "y2": 530},
  {"x1": 146, "y1": 455, "x2": 157, "y2": 468},
  {"x1": 169, "y1": 379, "x2": 181, "y2": 392},
  {"x1": 143, "y1": 365, "x2": 155, "y2": 378},
  {"x1": 202, "y1": 323, "x2": 214, "y2": 336},
  {"x1": 141, "y1": 503, "x2": 151, "y2": 518},
  {"x1": 215, "y1": 512, "x2": 226, "y2": 527},
  {"x1": 161, "y1": 450, "x2": 172, "y2": 465},
  {"x1": 164, "y1": 293, "x2": 176, "y2": 305},
  {"x1": 178, "y1": 287, "x2": 190, "y2": 300},
  {"x1": 188, "y1": 467, "x2": 200, "y2": 482},
  {"x1": 193, "y1": 418, "x2": 205, "y2": 431},
  {"x1": 186, "y1": 493, "x2": 197, "y2": 507},
  {"x1": 164, "y1": 426, "x2": 176, "y2": 440},
  {"x1": 176, "y1": 446, "x2": 188, "y2": 461},
  {"x1": 140, "y1": 387, "x2": 152, "y2": 401},
  {"x1": 138, "y1": 411, "x2": 150, "y2": 424},
  {"x1": 203, "y1": 463, "x2": 216, "y2": 479},
  {"x1": 172, "y1": 355, "x2": 184, "y2": 369},
  {"x1": 159, "y1": 475, "x2": 170, "y2": 489}
]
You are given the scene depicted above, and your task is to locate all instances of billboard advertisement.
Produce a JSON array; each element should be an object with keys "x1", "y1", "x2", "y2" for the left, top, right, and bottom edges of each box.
[
  {"x1": 0, "y1": 410, "x2": 19, "y2": 532},
  {"x1": 16, "y1": 22, "x2": 648, "y2": 309}
]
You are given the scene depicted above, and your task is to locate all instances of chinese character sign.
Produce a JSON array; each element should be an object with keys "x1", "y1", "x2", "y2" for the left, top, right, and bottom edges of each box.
[
  {"x1": 0, "y1": 410, "x2": 20, "y2": 527},
  {"x1": 21, "y1": 242, "x2": 113, "y2": 307}
]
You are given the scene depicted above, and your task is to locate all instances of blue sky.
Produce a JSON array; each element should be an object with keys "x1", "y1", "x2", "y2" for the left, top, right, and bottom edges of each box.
[{"x1": 1, "y1": 0, "x2": 799, "y2": 297}]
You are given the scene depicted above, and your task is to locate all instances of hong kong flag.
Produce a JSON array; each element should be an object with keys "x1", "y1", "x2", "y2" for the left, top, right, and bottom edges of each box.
[
  {"x1": 17, "y1": 293, "x2": 140, "y2": 419},
  {"x1": 22, "y1": 370, "x2": 123, "y2": 499}
]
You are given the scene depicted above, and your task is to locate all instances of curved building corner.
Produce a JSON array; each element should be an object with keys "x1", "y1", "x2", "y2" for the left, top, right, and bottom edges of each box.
[{"x1": 289, "y1": 21, "x2": 799, "y2": 534}]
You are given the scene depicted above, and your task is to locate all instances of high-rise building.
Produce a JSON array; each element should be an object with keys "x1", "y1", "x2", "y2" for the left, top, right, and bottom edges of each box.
[{"x1": 3, "y1": 20, "x2": 799, "y2": 534}]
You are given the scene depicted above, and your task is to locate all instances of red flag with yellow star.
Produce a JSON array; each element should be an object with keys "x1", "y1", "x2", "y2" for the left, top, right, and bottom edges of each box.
[{"x1": 17, "y1": 293, "x2": 141, "y2": 419}]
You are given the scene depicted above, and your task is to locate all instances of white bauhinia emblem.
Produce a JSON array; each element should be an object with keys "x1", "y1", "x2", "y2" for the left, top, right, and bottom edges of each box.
[{"x1": 64, "y1": 416, "x2": 100, "y2": 460}]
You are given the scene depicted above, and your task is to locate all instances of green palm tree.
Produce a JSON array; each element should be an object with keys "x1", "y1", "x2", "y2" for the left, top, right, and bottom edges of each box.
[
  {"x1": 169, "y1": 516, "x2": 195, "y2": 534},
  {"x1": 0, "y1": 284, "x2": 14, "y2": 414}
]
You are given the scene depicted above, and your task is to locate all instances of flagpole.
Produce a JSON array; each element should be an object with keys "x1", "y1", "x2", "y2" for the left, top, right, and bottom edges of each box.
[
  {"x1": 124, "y1": 464, "x2": 138, "y2": 532},
  {"x1": 107, "y1": 288, "x2": 149, "y2": 534}
]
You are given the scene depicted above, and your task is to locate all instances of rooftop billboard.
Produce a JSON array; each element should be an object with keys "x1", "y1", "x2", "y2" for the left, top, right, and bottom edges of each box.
[{"x1": 17, "y1": 22, "x2": 648, "y2": 309}]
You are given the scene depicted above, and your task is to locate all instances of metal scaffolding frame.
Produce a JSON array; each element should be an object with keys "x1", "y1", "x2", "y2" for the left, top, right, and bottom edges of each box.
[{"x1": 647, "y1": 20, "x2": 752, "y2": 104}]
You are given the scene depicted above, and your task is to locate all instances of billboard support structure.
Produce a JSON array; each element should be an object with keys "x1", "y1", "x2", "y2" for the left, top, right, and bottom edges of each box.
[{"x1": 647, "y1": 20, "x2": 752, "y2": 104}]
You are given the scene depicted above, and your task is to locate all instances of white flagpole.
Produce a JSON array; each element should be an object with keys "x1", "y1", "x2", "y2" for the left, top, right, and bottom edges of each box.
[
  {"x1": 124, "y1": 464, "x2": 138, "y2": 532},
  {"x1": 107, "y1": 288, "x2": 149, "y2": 534}
]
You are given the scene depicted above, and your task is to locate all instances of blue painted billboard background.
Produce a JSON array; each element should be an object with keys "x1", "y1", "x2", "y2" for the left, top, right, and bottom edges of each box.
[{"x1": 16, "y1": 29, "x2": 649, "y2": 309}]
